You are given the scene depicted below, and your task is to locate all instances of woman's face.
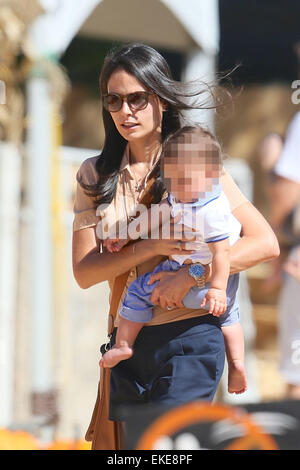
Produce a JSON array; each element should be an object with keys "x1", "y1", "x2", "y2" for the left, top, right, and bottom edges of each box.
[{"x1": 106, "y1": 68, "x2": 165, "y2": 144}]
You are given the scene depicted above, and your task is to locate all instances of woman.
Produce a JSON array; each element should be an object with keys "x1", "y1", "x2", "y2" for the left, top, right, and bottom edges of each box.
[
  {"x1": 267, "y1": 111, "x2": 300, "y2": 399},
  {"x1": 72, "y1": 43, "x2": 279, "y2": 448}
]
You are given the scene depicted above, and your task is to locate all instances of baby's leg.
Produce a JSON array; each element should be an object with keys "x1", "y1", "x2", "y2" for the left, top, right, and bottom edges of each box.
[
  {"x1": 101, "y1": 261, "x2": 176, "y2": 368},
  {"x1": 100, "y1": 317, "x2": 144, "y2": 368},
  {"x1": 221, "y1": 322, "x2": 247, "y2": 394}
]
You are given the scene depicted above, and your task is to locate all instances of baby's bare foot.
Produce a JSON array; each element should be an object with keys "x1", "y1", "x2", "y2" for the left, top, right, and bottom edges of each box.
[
  {"x1": 228, "y1": 359, "x2": 248, "y2": 394},
  {"x1": 99, "y1": 345, "x2": 133, "y2": 368}
]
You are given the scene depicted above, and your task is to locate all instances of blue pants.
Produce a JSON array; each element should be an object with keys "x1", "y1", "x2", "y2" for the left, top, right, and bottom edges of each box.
[
  {"x1": 109, "y1": 315, "x2": 225, "y2": 421},
  {"x1": 119, "y1": 259, "x2": 240, "y2": 327}
]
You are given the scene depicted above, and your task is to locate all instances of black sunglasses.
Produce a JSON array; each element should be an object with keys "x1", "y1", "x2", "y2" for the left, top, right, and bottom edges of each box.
[{"x1": 102, "y1": 91, "x2": 154, "y2": 112}]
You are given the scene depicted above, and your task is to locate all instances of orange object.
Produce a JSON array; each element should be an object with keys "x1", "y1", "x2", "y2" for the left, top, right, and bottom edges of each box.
[
  {"x1": 136, "y1": 402, "x2": 279, "y2": 451},
  {"x1": 46, "y1": 439, "x2": 91, "y2": 450},
  {"x1": 0, "y1": 428, "x2": 40, "y2": 450}
]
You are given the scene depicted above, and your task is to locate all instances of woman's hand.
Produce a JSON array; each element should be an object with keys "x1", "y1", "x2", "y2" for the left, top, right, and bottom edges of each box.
[
  {"x1": 147, "y1": 265, "x2": 196, "y2": 309},
  {"x1": 150, "y1": 214, "x2": 198, "y2": 257},
  {"x1": 151, "y1": 238, "x2": 196, "y2": 258},
  {"x1": 147, "y1": 264, "x2": 210, "y2": 310},
  {"x1": 103, "y1": 237, "x2": 129, "y2": 253},
  {"x1": 164, "y1": 213, "x2": 197, "y2": 242}
]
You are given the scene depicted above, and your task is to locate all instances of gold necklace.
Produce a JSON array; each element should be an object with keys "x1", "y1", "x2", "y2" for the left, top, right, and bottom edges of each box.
[
  {"x1": 131, "y1": 164, "x2": 144, "y2": 191},
  {"x1": 129, "y1": 148, "x2": 161, "y2": 192},
  {"x1": 129, "y1": 155, "x2": 148, "y2": 192}
]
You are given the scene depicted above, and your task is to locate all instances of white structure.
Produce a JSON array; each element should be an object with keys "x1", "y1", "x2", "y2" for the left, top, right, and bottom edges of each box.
[{"x1": 0, "y1": 143, "x2": 21, "y2": 426}]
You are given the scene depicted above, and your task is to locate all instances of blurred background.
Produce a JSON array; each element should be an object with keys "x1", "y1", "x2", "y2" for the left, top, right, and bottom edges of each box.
[{"x1": 0, "y1": 0, "x2": 300, "y2": 449}]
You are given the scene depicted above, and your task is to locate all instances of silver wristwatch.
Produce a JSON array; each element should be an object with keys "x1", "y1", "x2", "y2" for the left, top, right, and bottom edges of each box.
[{"x1": 188, "y1": 263, "x2": 206, "y2": 288}]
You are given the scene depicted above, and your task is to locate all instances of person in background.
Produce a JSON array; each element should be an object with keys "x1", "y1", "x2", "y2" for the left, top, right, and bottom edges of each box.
[
  {"x1": 257, "y1": 132, "x2": 283, "y2": 180},
  {"x1": 268, "y1": 111, "x2": 300, "y2": 399},
  {"x1": 257, "y1": 132, "x2": 284, "y2": 294}
]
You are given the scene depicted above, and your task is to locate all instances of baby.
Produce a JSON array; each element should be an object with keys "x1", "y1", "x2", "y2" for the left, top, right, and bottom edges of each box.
[{"x1": 100, "y1": 126, "x2": 247, "y2": 395}]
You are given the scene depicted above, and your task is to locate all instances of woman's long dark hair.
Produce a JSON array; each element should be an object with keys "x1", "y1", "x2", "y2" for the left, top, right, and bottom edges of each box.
[{"x1": 78, "y1": 42, "x2": 228, "y2": 206}]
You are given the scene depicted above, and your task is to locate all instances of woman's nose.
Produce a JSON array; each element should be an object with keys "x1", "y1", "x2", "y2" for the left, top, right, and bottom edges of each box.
[{"x1": 120, "y1": 99, "x2": 132, "y2": 115}]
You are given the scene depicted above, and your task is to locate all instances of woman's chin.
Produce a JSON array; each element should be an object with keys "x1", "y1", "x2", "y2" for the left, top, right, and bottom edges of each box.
[{"x1": 118, "y1": 124, "x2": 141, "y2": 137}]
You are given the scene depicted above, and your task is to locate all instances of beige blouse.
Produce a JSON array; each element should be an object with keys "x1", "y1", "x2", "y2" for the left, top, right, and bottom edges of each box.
[{"x1": 73, "y1": 145, "x2": 249, "y2": 327}]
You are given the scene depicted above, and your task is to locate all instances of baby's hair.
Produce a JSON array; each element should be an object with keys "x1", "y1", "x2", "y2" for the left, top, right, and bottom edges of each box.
[{"x1": 161, "y1": 125, "x2": 223, "y2": 166}]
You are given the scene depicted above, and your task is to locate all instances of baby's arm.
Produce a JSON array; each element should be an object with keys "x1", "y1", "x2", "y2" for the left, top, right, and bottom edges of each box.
[
  {"x1": 201, "y1": 238, "x2": 230, "y2": 315},
  {"x1": 104, "y1": 197, "x2": 172, "y2": 252}
]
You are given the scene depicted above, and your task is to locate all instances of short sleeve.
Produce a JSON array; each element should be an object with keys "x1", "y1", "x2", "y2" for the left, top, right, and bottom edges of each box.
[
  {"x1": 203, "y1": 199, "x2": 230, "y2": 243},
  {"x1": 274, "y1": 112, "x2": 300, "y2": 183},
  {"x1": 221, "y1": 169, "x2": 248, "y2": 212},
  {"x1": 72, "y1": 157, "x2": 101, "y2": 232}
]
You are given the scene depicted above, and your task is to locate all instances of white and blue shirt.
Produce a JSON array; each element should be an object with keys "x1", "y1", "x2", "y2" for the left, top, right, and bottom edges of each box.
[{"x1": 167, "y1": 188, "x2": 241, "y2": 265}]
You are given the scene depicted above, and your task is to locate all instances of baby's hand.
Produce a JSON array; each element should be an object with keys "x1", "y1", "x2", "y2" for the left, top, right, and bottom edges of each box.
[
  {"x1": 103, "y1": 238, "x2": 129, "y2": 253},
  {"x1": 200, "y1": 288, "x2": 227, "y2": 316}
]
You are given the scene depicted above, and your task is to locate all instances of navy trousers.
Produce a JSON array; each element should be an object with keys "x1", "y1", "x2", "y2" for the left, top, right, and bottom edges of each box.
[{"x1": 109, "y1": 315, "x2": 225, "y2": 421}]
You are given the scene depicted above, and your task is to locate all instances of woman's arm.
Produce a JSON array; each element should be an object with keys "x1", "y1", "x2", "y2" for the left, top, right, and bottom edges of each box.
[
  {"x1": 72, "y1": 223, "x2": 196, "y2": 289},
  {"x1": 229, "y1": 201, "x2": 280, "y2": 274},
  {"x1": 148, "y1": 200, "x2": 280, "y2": 308},
  {"x1": 72, "y1": 227, "x2": 156, "y2": 289}
]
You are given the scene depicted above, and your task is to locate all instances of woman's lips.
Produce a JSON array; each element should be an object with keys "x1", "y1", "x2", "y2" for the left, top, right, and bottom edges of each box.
[{"x1": 121, "y1": 122, "x2": 139, "y2": 129}]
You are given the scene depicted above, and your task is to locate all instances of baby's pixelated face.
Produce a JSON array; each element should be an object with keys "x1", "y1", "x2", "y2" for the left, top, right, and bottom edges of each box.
[{"x1": 163, "y1": 138, "x2": 221, "y2": 203}]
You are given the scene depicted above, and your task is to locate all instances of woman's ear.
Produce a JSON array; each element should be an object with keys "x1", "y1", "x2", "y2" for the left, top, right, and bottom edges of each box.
[{"x1": 158, "y1": 97, "x2": 168, "y2": 112}]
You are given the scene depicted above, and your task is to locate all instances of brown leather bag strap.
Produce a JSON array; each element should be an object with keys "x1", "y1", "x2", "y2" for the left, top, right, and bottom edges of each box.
[
  {"x1": 86, "y1": 171, "x2": 158, "y2": 450},
  {"x1": 107, "y1": 174, "x2": 157, "y2": 335}
]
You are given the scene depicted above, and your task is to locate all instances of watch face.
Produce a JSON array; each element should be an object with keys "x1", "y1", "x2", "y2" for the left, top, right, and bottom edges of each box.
[{"x1": 190, "y1": 263, "x2": 204, "y2": 278}]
